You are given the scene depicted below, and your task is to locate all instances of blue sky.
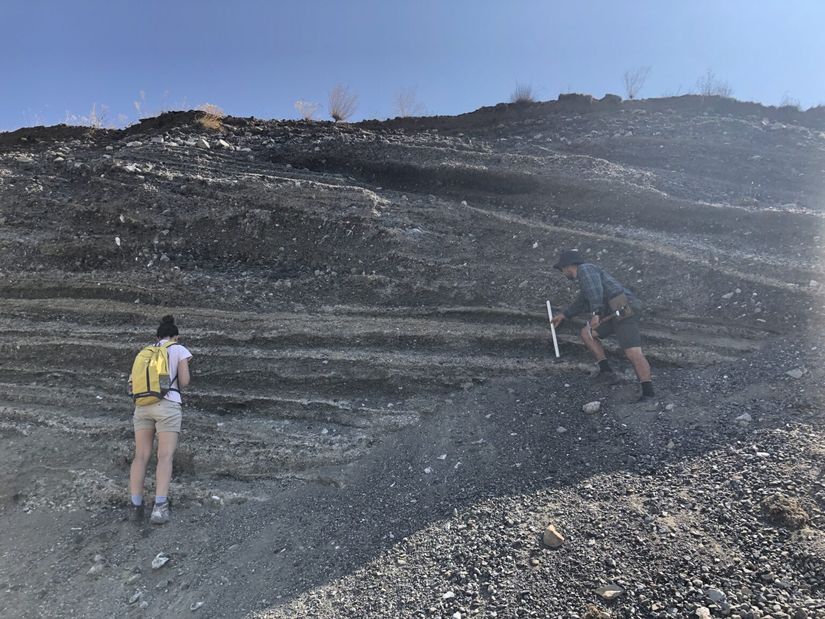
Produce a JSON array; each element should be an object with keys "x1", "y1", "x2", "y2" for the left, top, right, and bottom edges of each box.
[{"x1": 2, "y1": 0, "x2": 824, "y2": 130}]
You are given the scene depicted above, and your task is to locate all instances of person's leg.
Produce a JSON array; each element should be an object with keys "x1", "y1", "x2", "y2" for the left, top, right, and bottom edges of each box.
[
  {"x1": 582, "y1": 323, "x2": 619, "y2": 379},
  {"x1": 154, "y1": 431, "x2": 179, "y2": 499},
  {"x1": 129, "y1": 428, "x2": 155, "y2": 501},
  {"x1": 150, "y1": 430, "x2": 178, "y2": 525},
  {"x1": 624, "y1": 347, "x2": 651, "y2": 382},
  {"x1": 616, "y1": 319, "x2": 653, "y2": 398},
  {"x1": 580, "y1": 324, "x2": 607, "y2": 363}
]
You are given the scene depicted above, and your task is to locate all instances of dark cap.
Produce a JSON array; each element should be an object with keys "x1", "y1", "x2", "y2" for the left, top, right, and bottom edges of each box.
[{"x1": 553, "y1": 249, "x2": 585, "y2": 271}]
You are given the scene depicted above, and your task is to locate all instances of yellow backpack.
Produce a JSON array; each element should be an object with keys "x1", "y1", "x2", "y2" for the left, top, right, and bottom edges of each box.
[{"x1": 130, "y1": 341, "x2": 179, "y2": 406}]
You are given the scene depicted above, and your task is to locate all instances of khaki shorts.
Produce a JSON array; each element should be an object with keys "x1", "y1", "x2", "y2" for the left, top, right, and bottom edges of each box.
[{"x1": 133, "y1": 399, "x2": 182, "y2": 433}]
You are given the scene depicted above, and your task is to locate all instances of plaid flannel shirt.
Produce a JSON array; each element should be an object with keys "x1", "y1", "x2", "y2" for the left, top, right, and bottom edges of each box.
[{"x1": 562, "y1": 263, "x2": 638, "y2": 319}]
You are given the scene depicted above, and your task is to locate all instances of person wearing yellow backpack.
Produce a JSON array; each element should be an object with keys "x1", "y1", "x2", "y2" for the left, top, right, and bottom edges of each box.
[{"x1": 127, "y1": 315, "x2": 193, "y2": 524}]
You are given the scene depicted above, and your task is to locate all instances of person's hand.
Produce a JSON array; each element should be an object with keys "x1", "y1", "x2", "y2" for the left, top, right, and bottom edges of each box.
[
  {"x1": 589, "y1": 314, "x2": 600, "y2": 329},
  {"x1": 551, "y1": 314, "x2": 565, "y2": 328}
]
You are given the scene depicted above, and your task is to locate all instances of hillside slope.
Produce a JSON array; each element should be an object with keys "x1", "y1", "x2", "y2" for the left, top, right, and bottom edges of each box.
[{"x1": 0, "y1": 95, "x2": 823, "y2": 618}]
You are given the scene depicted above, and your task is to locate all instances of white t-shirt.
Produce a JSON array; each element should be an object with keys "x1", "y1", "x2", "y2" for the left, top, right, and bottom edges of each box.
[{"x1": 157, "y1": 340, "x2": 193, "y2": 403}]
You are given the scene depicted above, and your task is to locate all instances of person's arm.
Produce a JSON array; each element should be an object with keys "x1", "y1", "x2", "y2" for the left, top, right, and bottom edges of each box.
[
  {"x1": 562, "y1": 292, "x2": 588, "y2": 320},
  {"x1": 176, "y1": 358, "x2": 190, "y2": 388}
]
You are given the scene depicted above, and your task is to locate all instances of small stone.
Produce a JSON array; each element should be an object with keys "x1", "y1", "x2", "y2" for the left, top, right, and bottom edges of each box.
[
  {"x1": 665, "y1": 403, "x2": 676, "y2": 411},
  {"x1": 809, "y1": 279, "x2": 819, "y2": 288},
  {"x1": 151, "y1": 553, "x2": 170, "y2": 569},
  {"x1": 126, "y1": 140, "x2": 143, "y2": 147},
  {"x1": 542, "y1": 523, "x2": 564, "y2": 548},
  {"x1": 706, "y1": 588, "x2": 726, "y2": 603},
  {"x1": 87, "y1": 563, "x2": 104, "y2": 576},
  {"x1": 735, "y1": 412, "x2": 752, "y2": 423},
  {"x1": 452, "y1": 613, "x2": 462, "y2": 619},
  {"x1": 442, "y1": 591, "x2": 456, "y2": 600},
  {"x1": 556, "y1": 426, "x2": 568, "y2": 434},
  {"x1": 595, "y1": 584, "x2": 623, "y2": 600},
  {"x1": 128, "y1": 591, "x2": 143, "y2": 605},
  {"x1": 582, "y1": 401, "x2": 601, "y2": 414},
  {"x1": 197, "y1": 138, "x2": 210, "y2": 149},
  {"x1": 582, "y1": 604, "x2": 611, "y2": 619},
  {"x1": 151, "y1": 136, "x2": 164, "y2": 143},
  {"x1": 126, "y1": 573, "x2": 141, "y2": 585},
  {"x1": 217, "y1": 139, "x2": 232, "y2": 149},
  {"x1": 721, "y1": 292, "x2": 734, "y2": 300},
  {"x1": 190, "y1": 601, "x2": 205, "y2": 612},
  {"x1": 695, "y1": 607, "x2": 712, "y2": 619},
  {"x1": 786, "y1": 368, "x2": 805, "y2": 379}
]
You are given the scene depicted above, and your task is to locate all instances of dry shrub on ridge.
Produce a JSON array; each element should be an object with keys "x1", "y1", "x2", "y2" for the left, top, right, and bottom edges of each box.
[
  {"x1": 623, "y1": 66, "x2": 651, "y2": 99},
  {"x1": 328, "y1": 84, "x2": 358, "y2": 122},
  {"x1": 394, "y1": 88, "x2": 425, "y2": 117},
  {"x1": 294, "y1": 100, "x2": 320, "y2": 121},
  {"x1": 696, "y1": 69, "x2": 733, "y2": 98},
  {"x1": 197, "y1": 103, "x2": 226, "y2": 131}
]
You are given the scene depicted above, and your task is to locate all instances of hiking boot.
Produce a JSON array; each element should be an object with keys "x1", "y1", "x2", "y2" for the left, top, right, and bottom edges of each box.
[
  {"x1": 150, "y1": 502, "x2": 170, "y2": 525},
  {"x1": 591, "y1": 371, "x2": 621, "y2": 386},
  {"x1": 128, "y1": 503, "x2": 144, "y2": 523}
]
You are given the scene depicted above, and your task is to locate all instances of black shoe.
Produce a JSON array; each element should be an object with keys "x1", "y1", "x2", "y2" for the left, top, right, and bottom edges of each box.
[
  {"x1": 128, "y1": 503, "x2": 145, "y2": 523},
  {"x1": 637, "y1": 393, "x2": 655, "y2": 403},
  {"x1": 639, "y1": 381, "x2": 655, "y2": 401}
]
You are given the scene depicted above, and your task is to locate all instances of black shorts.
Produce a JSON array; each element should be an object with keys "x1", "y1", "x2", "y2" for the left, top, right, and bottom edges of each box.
[{"x1": 595, "y1": 315, "x2": 642, "y2": 349}]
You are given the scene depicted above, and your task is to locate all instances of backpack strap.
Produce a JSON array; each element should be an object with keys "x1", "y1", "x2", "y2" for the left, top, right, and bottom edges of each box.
[
  {"x1": 167, "y1": 374, "x2": 180, "y2": 393},
  {"x1": 162, "y1": 340, "x2": 182, "y2": 393}
]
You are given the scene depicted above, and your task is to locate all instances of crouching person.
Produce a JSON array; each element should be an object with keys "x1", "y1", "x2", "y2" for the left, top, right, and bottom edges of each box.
[{"x1": 550, "y1": 249, "x2": 654, "y2": 401}]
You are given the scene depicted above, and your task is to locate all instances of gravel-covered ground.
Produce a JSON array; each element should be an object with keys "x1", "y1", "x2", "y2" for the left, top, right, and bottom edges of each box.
[
  {"x1": 0, "y1": 94, "x2": 823, "y2": 618},
  {"x1": 253, "y1": 335, "x2": 825, "y2": 619}
]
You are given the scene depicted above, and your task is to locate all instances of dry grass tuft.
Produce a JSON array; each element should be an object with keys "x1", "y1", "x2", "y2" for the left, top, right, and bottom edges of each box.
[
  {"x1": 64, "y1": 103, "x2": 109, "y2": 129},
  {"x1": 510, "y1": 83, "x2": 534, "y2": 104}
]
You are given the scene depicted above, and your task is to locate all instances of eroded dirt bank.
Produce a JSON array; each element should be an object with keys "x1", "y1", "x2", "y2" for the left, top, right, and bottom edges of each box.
[{"x1": 0, "y1": 95, "x2": 823, "y2": 618}]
